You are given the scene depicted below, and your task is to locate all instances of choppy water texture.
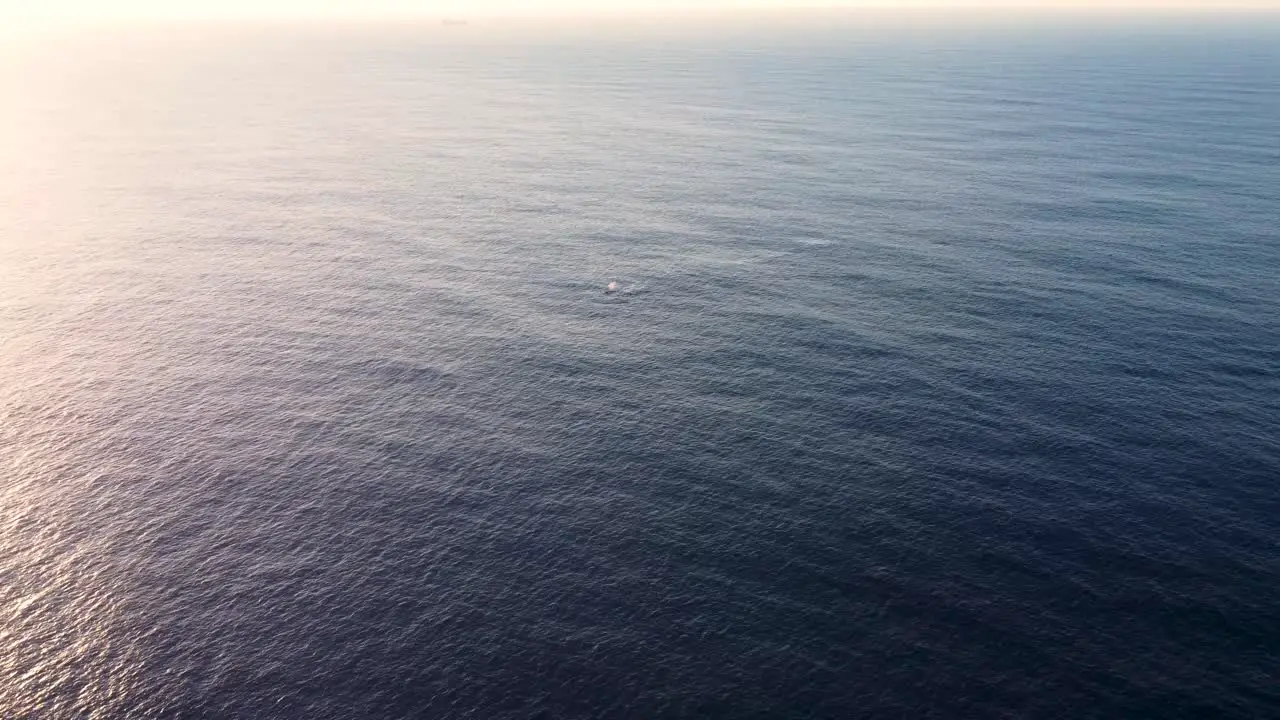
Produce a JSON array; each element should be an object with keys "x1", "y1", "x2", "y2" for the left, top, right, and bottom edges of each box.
[{"x1": 2, "y1": 16, "x2": 1279, "y2": 719}]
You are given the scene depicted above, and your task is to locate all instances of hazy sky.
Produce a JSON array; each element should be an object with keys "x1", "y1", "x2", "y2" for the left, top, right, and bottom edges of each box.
[{"x1": 2, "y1": 0, "x2": 1277, "y2": 22}]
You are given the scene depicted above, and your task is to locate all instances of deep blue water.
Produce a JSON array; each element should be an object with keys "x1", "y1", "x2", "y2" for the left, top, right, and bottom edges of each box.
[{"x1": 2, "y1": 16, "x2": 1279, "y2": 719}]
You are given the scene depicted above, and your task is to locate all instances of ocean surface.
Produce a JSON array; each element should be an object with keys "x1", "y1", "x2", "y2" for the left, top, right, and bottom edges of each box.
[{"x1": 2, "y1": 15, "x2": 1278, "y2": 719}]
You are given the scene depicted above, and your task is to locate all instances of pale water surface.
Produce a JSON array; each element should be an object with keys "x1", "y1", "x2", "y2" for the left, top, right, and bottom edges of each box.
[{"x1": 1, "y1": 16, "x2": 1278, "y2": 719}]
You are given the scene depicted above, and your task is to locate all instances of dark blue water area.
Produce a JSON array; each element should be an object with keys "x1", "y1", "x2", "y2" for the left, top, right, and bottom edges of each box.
[{"x1": 1, "y1": 16, "x2": 1278, "y2": 719}]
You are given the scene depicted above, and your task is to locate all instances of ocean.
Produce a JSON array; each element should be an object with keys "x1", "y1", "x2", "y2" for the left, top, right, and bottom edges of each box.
[{"x1": 1, "y1": 14, "x2": 1278, "y2": 718}]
